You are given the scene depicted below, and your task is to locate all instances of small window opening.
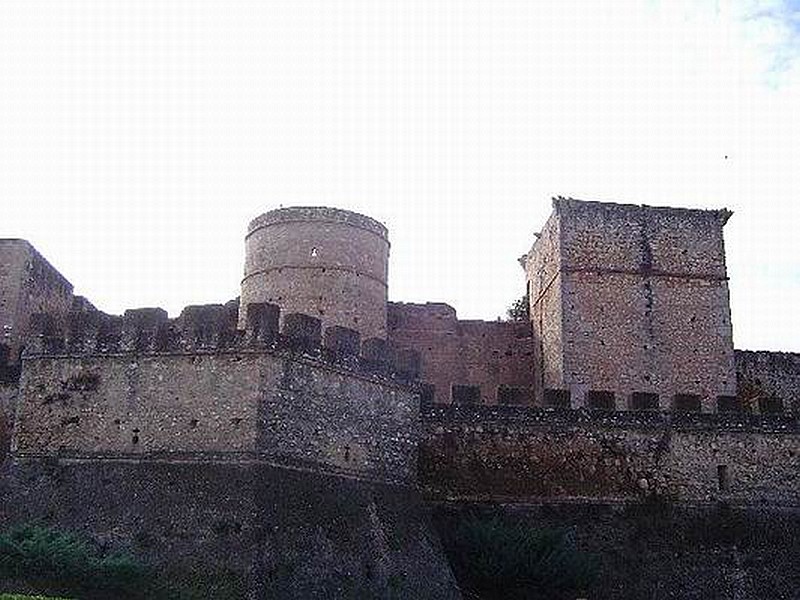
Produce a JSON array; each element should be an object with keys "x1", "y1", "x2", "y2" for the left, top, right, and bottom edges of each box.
[
  {"x1": 673, "y1": 394, "x2": 701, "y2": 412},
  {"x1": 759, "y1": 397, "x2": 783, "y2": 414},
  {"x1": 498, "y1": 385, "x2": 524, "y2": 405},
  {"x1": 630, "y1": 392, "x2": 659, "y2": 411},
  {"x1": 717, "y1": 465, "x2": 729, "y2": 492},
  {"x1": 310, "y1": 247, "x2": 318, "y2": 257},
  {"x1": 132, "y1": 428, "x2": 140, "y2": 445},
  {"x1": 452, "y1": 384, "x2": 481, "y2": 405},
  {"x1": 189, "y1": 419, "x2": 199, "y2": 429},
  {"x1": 587, "y1": 390, "x2": 615, "y2": 411},
  {"x1": 419, "y1": 384, "x2": 435, "y2": 404},
  {"x1": 344, "y1": 445, "x2": 350, "y2": 462},
  {"x1": 717, "y1": 396, "x2": 743, "y2": 413},
  {"x1": 543, "y1": 389, "x2": 570, "y2": 409}
]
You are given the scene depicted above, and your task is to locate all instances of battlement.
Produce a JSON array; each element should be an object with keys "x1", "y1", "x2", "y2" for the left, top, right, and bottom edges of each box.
[{"x1": 22, "y1": 302, "x2": 421, "y2": 384}]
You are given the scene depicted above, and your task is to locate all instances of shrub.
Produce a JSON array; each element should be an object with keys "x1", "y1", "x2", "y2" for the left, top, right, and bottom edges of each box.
[
  {"x1": 0, "y1": 525, "x2": 147, "y2": 596},
  {"x1": 441, "y1": 514, "x2": 598, "y2": 600}
]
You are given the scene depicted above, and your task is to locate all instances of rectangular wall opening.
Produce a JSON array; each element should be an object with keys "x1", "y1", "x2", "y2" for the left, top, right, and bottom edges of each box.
[
  {"x1": 630, "y1": 392, "x2": 659, "y2": 411},
  {"x1": 673, "y1": 394, "x2": 701, "y2": 412},
  {"x1": 543, "y1": 388, "x2": 570, "y2": 409},
  {"x1": 452, "y1": 384, "x2": 480, "y2": 405},
  {"x1": 717, "y1": 396, "x2": 744, "y2": 413},
  {"x1": 419, "y1": 383, "x2": 435, "y2": 405},
  {"x1": 586, "y1": 390, "x2": 615, "y2": 411},
  {"x1": 497, "y1": 385, "x2": 524, "y2": 405},
  {"x1": 758, "y1": 397, "x2": 783, "y2": 414},
  {"x1": 717, "y1": 464, "x2": 729, "y2": 492}
]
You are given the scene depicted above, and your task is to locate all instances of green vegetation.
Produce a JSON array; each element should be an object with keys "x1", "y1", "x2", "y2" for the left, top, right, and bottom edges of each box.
[
  {"x1": 506, "y1": 293, "x2": 529, "y2": 322},
  {"x1": 0, "y1": 524, "x2": 145, "y2": 599},
  {"x1": 0, "y1": 524, "x2": 249, "y2": 599},
  {"x1": 440, "y1": 514, "x2": 598, "y2": 600}
]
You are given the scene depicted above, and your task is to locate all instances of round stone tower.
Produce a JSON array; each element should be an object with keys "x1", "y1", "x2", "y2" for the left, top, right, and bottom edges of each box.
[{"x1": 239, "y1": 207, "x2": 390, "y2": 339}]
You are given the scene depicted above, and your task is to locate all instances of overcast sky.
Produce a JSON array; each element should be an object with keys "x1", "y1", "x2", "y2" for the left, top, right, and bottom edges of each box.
[{"x1": 0, "y1": 0, "x2": 798, "y2": 351}]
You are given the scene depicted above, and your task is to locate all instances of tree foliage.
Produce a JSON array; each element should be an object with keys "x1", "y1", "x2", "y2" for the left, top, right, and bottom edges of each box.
[
  {"x1": 0, "y1": 525, "x2": 146, "y2": 598},
  {"x1": 506, "y1": 293, "x2": 530, "y2": 322},
  {"x1": 440, "y1": 514, "x2": 598, "y2": 600}
]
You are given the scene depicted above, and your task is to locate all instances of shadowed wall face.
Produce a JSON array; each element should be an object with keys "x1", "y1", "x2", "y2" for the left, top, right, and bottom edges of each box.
[
  {"x1": 14, "y1": 339, "x2": 419, "y2": 482},
  {"x1": 0, "y1": 240, "x2": 74, "y2": 363},
  {"x1": 240, "y1": 207, "x2": 390, "y2": 339},
  {"x1": 523, "y1": 199, "x2": 736, "y2": 410},
  {"x1": 387, "y1": 302, "x2": 536, "y2": 405}
]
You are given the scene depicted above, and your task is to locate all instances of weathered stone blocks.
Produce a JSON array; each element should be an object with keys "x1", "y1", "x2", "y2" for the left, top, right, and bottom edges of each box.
[
  {"x1": 245, "y1": 302, "x2": 280, "y2": 344},
  {"x1": 282, "y1": 312, "x2": 322, "y2": 353}
]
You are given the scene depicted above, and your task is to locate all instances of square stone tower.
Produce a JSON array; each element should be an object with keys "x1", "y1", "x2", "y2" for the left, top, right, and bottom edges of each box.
[{"x1": 521, "y1": 198, "x2": 736, "y2": 411}]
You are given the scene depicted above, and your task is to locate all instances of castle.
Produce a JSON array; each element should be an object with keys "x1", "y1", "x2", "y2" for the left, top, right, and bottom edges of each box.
[{"x1": 1, "y1": 199, "x2": 799, "y2": 598}]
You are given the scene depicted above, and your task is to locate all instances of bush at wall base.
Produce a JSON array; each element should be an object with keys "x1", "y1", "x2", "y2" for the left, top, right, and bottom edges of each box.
[
  {"x1": 439, "y1": 514, "x2": 598, "y2": 600},
  {"x1": 0, "y1": 525, "x2": 146, "y2": 599}
]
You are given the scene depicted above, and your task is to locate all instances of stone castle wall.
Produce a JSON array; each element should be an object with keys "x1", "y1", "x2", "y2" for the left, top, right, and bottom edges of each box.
[
  {"x1": 0, "y1": 239, "x2": 74, "y2": 363},
  {"x1": 420, "y1": 404, "x2": 800, "y2": 506},
  {"x1": 523, "y1": 199, "x2": 736, "y2": 411},
  {"x1": 736, "y1": 349, "x2": 800, "y2": 414},
  {"x1": 524, "y1": 209, "x2": 564, "y2": 401},
  {"x1": 387, "y1": 302, "x2": 536, "y2": 405},
  {"x1": 240, "y1": 207, "x2": 390, "y2": 339},
  {"x1": 12, "y1": 302, "x2": 420, "y2": 483}
]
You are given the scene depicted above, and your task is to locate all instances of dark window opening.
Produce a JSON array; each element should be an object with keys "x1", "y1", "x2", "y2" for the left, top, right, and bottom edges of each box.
[
  {"x1": 587, "y1": 390, "x2": 615, "y2": 411},
  {"x1": 189, "y1": 419, "x2": 199, "y2": 429},
  {"x1": 717, "y1": 465, "x2": 729, "y2": 492},
  {"x1": 132, "y1": 428, "x2": 140, "y2": 445},
  {"x1": 630, "y1": 392, "x2": 659, "y2": 411},
  {"x1": 543, "y1": 388, "x2": 570, "y2": 409},
  {"x1": 419, "y1": 383, "x2": 435, "y2": 404},
  {"x1": 344, "y1": 445, "x2": 350, "y2": 462},
  {"x1": 673, "y1": 394, "x2": 701, "y2": 412},
  {"x1": 497, "y1": 385, "x2": 524, "y2": 405},
  {"x1": 759, "y1": 397, "x2": 783, "y2": 414},
  {"x1": 452, "y1": 384, "x2": 480, "y2": 405},
  {"x1": 717, "y1": 396, "x2": 743, "y2": 413}
]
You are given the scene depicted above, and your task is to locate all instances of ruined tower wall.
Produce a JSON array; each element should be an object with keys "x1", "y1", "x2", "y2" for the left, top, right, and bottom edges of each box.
[
  {"x1": 0, "y1": 239, "x2": 74, "y2": 363},
  {"x1": 524, "y1": 200, "x2": 736, "y2": 410},
  {"x1": 388, "y1": 302, "x2": 536, "y2": 405},
  {"x1": 240, "y1": 207, "x2": 390, "y2": 339}
]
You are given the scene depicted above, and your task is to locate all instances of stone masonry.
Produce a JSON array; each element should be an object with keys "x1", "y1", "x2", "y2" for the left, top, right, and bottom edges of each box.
[
  {"x1": 520, "y1": 198, "x2": 736, "y2": 412},
  {"x1": 240, "y1": 207, "x2": 390, "y2": 339},
  {"x1": 0, "y1": 239, "x2": 75, "y2": 364},
  {"x1": 1, "y1": 199, "x2": 799, "y2": 598}
]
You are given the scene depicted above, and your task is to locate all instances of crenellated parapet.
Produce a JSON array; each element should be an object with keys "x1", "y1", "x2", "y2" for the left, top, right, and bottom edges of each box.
[
  {"x1": 22, "y1": 302, "x2": 421, "y2": 385},
  {"x1": 13, "y1": 301, "x2": 421, "y2": 483}
]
